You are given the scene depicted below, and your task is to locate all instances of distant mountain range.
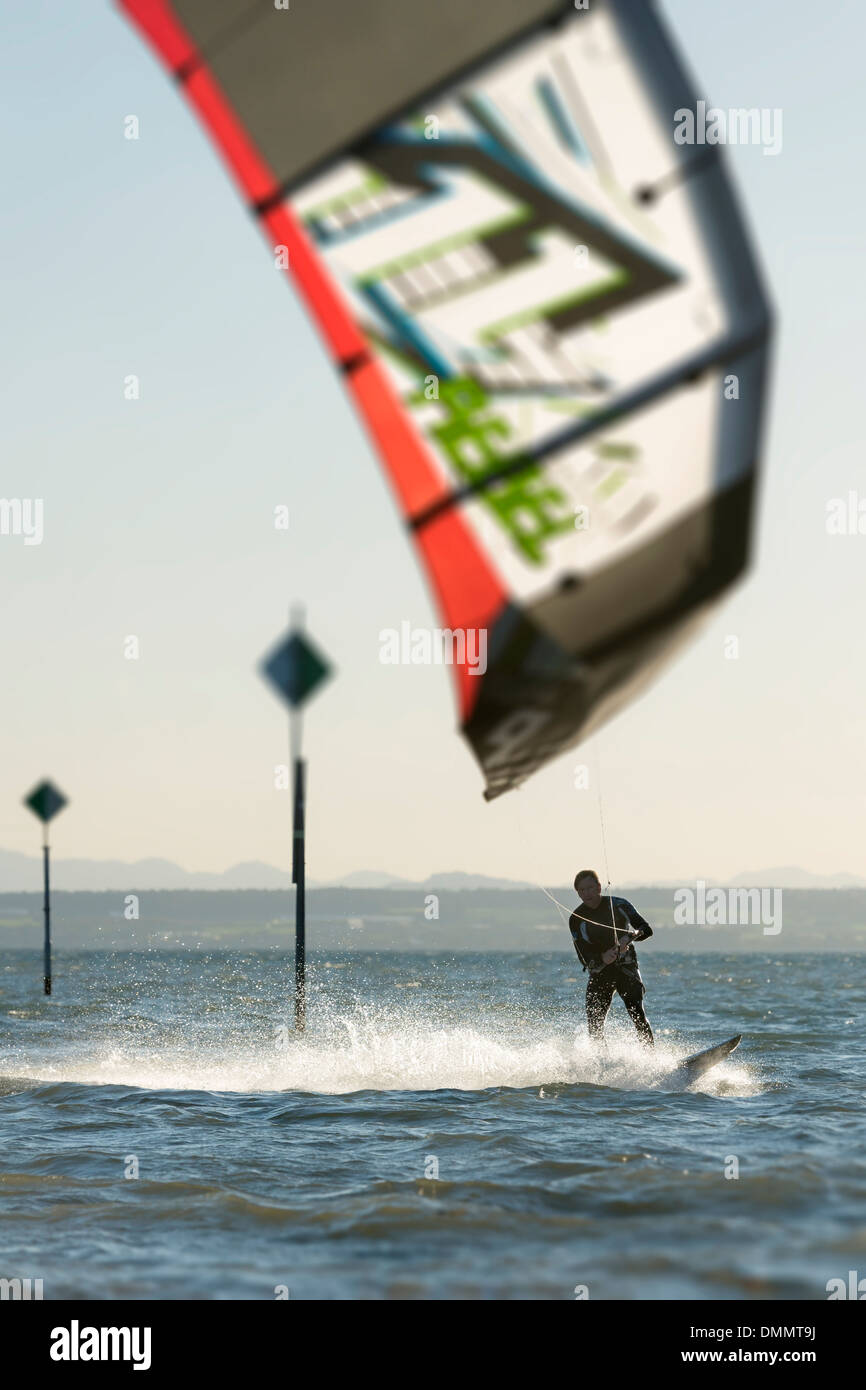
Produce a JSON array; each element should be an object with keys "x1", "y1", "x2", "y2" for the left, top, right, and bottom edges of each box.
[{"x1": 0, "y1": 848, "x2": 863, "y2": 893}]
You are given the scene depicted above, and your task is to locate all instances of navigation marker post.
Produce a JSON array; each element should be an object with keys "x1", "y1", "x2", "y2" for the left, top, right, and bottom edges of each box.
[
  {"x1": 23, "y1": 780, "x2": 68, "y2": 996},
  {"x1": 259, "y1": 611, "x2": 333, "y2": 1033}
]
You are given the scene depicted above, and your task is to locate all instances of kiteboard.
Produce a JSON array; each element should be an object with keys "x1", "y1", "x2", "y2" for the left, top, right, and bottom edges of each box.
[{"x1": 663, "y1": 1034, "x2": 742, "y2": 1088}]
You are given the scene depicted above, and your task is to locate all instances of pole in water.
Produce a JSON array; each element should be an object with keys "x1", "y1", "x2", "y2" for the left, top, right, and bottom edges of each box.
[
  {"x1": 23, "y1": 779, "x2": 68, "y2": 997},
  {"x1": 42, "y1": 826, "x2": 51, "y2": 995},
  {"x1": 259, "y1": 610, "x2": 333, "y2": 1034},
  {"x1": 292, "y1": 753, "x2": 306, "y2": 1031}
]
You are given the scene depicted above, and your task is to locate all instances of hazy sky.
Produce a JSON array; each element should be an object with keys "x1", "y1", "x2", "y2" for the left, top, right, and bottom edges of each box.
[{"x1": 2, "y1": 2, "x2": 863, "y2": 887}]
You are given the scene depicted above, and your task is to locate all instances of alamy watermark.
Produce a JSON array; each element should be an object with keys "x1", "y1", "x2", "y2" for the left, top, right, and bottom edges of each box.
[
  {"x1": 0, "y1": 1276, "x2": 43, "y2": 1299},
  {"x1": 0, "y1": 498, "x2": 43, "y2": 545},
  {"x1": 827, "y1": 1270, "x2": 866, "y2": 1299},
  {"x1": 826, "y1": 492, "x2": 866, "y2": 535},
  {"x1": 674, "y1": 102, "x2": 782, "y2": 157},
  {"x1": 379, "y1": 621, "x2": 487, "y2": 675},
  {"x1": 674, "y1": 880, "x2": 782, "y2": 936}
]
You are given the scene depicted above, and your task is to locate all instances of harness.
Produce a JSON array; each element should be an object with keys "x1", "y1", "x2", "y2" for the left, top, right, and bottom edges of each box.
[{"x1": 570, "y1": 901, "x2": 636, "y2": 975}]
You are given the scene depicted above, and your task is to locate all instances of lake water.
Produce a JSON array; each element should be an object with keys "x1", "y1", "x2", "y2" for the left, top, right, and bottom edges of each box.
[{"x1": 1, "y1": 949, "x2": 863, "y2": 1300}]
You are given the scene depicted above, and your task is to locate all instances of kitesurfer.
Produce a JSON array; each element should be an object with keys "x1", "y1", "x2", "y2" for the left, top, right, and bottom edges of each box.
[{"x1": 569, "y1": 869, "x2": 654, "y2": 1047}]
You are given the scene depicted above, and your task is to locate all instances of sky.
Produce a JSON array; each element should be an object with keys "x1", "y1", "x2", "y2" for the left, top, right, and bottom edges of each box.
[{"x1": 1, "y1": 1, "x2": 864, "y2": 888}]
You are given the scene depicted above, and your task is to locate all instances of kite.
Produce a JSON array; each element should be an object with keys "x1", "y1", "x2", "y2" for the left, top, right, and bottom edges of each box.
[{"x1": 120, "y1": 0, "x2": 772, "y2": 797}]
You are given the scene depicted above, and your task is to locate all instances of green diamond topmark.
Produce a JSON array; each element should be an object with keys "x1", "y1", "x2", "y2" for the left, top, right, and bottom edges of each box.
[
  {"x1": 260, "y1": 631, "x2": 333, "y2": 709},
  {"x1": 24, "y1": 780, "x2": 68, "y2": 824}
]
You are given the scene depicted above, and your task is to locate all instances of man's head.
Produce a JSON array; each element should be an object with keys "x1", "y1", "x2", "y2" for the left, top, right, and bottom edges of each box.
[{"x1": 575, "y1": 869, "x2": 602, "y2": 909}]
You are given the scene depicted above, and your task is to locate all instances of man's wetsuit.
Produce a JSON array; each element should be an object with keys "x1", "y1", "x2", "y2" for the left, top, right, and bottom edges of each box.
[{"x1": 568, "y1": 896, "x2": 654, "y2": 1047}]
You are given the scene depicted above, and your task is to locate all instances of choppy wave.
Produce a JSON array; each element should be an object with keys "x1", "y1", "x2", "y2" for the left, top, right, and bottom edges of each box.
[{"x1": 1, "y1": 1003, "x2": 759, "y2": 1097}]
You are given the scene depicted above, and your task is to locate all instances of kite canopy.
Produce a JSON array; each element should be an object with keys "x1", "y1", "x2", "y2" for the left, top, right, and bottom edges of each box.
[{"x1": 121, "y1": 0, "x2": 772, "y2": 798}]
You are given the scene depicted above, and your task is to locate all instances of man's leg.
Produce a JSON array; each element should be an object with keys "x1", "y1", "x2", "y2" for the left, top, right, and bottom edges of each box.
[
  {"x1": 618, "y1": 978, "x2": 654, "y2": 1048},
  {"x1": 586, "y1": 974, "x2": 615, "y2": 1043}
]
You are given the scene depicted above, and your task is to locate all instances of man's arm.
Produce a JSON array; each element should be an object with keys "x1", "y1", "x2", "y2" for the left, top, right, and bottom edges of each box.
[
  {"x1": 568, "y1": 912, "x2": 586, "y2": 957},
  {"x1": 617, "y1": 898, "x2": 653, "y2": 941}
]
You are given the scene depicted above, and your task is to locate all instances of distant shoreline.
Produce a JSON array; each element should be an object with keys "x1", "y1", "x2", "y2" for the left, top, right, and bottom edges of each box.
[{"x1": 1, "y1": 887, "x2": 864, "y2": 952}]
